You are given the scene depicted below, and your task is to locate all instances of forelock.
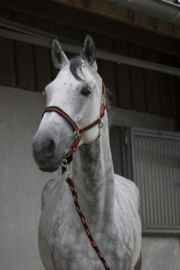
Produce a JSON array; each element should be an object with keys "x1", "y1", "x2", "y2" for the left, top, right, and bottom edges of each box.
[{"x1": 70, "y1": 55, "x2": 84, "y2": 82}]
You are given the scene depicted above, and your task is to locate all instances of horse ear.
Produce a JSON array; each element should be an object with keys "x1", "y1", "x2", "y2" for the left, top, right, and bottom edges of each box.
[
  {"x1": 82, "y1": 34, "x2": 97, "y2": 70},
  {"x1": 51, "y1": 38, "x2": 69, "y2": 69}
]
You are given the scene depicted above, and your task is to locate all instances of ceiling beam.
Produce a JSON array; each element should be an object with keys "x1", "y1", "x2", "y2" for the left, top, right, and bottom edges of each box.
[
  {"x1": 1, "y1": 25, "x2": 180, "y2": 76},
  {"x1": 0, "y1": 0, "x2": 180, "y2": 57},
  {"x1": 51, "y1": 0, "x2": 180, "y2": 40}
]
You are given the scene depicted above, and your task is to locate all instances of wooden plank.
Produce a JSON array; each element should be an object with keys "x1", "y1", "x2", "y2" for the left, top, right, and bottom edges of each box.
[
  {"x1": 0, "y1": 8, "x2": 16, "y2": 87},
  {"x1": 113, "y1": 40, "x2": 132, "y2": 110},
  {"x1": 156, "y1": 52, "x2": 171, "y2": 117},
  {"x1": 158, "y1": 73, "x2": 171, "y2": 118},
  {"x1": 13, "y1": 11, "x2": 36, "y2": 91},
  {"x1": 51, "y1": 0, "x2": 128, "y2": 25},
  {"x1": 3, "y1": 27, "x2": 179, "y2": 76},
  {"x1": 128, "y1": 44, "x2": 146, "y2": 112},
  {"x1": 42, "y1": 2, "x2": 180, "y2": 57},
  {"x1": 169, "y1": 76, "x2": 177, "y2": 120},
  {"x1": 97, "y1": 35, "x2": 117, "y2": 107},
  {"x1": 142, "y1": 48, "x2": 160, "y2": 115},
  {"x1": 64, "y1": 25, "x2": 82, "y2": 59},
  {"x1": 165, "y1": 55, "x2": 178, "y2": 120},
  {"x1": 117, "y1": 21, "x2": 180, "y2": 59},
  {"x1": 51, "y1": 0, "x2": 180, "y2": 40},
  {"x1": 32, "y1": 16, "x2": 52, "y2": 92},
  {"x1": 1, "y1": 1, "x2": 180, "y2": 57},
  {"x1": 174, "y1": 78, "x2": 180, "y2": 128}
]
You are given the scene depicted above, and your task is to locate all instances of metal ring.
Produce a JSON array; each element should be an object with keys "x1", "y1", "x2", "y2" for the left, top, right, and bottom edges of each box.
[
  {"x1": 62, "y1": 158, "x2": 67, "y2": 168},
  {"x1": 74, "y1": 129, "x2": 80, "y2": 138},
  {"x1": 99, "y1": 122, "x2": 103, "y2": 129}
]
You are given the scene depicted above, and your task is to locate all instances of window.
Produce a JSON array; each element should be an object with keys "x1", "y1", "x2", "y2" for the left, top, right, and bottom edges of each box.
[{"x1": 110, "y1": 126, "x2": 180, "y2": 234}]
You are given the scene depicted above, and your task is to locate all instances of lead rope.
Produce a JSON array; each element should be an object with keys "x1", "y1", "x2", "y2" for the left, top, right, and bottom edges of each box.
[
  {"x1": 62, "y1": 159, "x2": 111, "y2": 270},
  {"x1": 43, "y1": 82, "x2": 110, "y2": 268}
]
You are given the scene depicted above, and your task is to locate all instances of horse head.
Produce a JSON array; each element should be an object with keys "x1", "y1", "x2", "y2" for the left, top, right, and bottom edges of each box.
[{"x1": 32, "y1": 35, "x2": 106, "y2": 172}]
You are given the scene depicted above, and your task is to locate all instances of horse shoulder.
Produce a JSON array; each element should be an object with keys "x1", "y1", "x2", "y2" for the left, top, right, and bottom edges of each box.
[
  {"x1": 114, "y1": 174, "x2": 142, "y2": 270},
  {"x1": 114, "y1": 174, "x2": 140, "y2": 209},
  {"x1": 41, "y1": 178, "x2": 59, "y2": 211}
]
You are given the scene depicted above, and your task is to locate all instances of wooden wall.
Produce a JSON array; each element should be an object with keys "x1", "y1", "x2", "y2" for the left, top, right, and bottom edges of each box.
[{"x1": 0, "y1": 7, "x2": 179, "y2": 125}]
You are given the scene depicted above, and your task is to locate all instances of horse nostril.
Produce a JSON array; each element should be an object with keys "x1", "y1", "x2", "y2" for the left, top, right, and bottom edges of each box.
[{"x1": 45, "y1": 140, "x2": 56, "y2": 158}]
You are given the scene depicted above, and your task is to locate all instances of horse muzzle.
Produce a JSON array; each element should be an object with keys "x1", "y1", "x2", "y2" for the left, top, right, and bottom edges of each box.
[{"x1": 32, "y1": 133, "x2": 64, "y2": 172}]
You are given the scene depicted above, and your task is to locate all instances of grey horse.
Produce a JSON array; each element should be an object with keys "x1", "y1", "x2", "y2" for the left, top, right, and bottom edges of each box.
[{"x1": 32, "y1": 35, "x2": 142, "y2": 270}]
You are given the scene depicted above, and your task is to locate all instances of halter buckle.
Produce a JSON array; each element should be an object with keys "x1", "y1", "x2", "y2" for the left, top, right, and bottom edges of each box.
[
  {"x1": 62, "y1": 158, "x2": 70, "y2": 177},
  {"x1": 74, "y1": 129, "x2": 80, "y2": 138},
  {"x1": 98, "y1": 117, "x2": 103, "y2": 129},
  {"x1": 97, "y1": 118, "x2": 103, "y2": 139}
]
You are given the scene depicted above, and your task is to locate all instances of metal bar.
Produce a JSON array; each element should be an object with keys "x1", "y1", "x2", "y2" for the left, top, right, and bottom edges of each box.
[
  {"x1": 172, "y1": 140, "x2": 178, "y2": 225},
  {"x1": 165, "y1": 139, "x2": 172, "y2": 226},
  {"x1": 176, "y1": 140, "x2": 180, "y2": 224},
  {"x1": 0, "y1": 29, "x2": 52, "y2": 47},
  {"x1": 149, "y1": 136, "x2": 156, "y2": 225},
  {"x1": 143, "y1": 229, "x2": 180, "y2": 235},
  {"x1": 153, "y1": 137, "x2": 160, "y2": 226},
  {"x1": 96, "y1": 50, "x2": 180, "y2": 76},
  {"x1": 135, "y1": 136, "x2": 142, "y2": 218},
  {"x1": 160, "y1": 138, "x2": 167, "y2": 225},
  {"x1": 145, "y1": 225, "x2": 180, "y2": 229},
  {"x1": 169, "y1": 139, "x2": 176, "y2": 226},
  {"x1": 131, "y1": 128, "x2": 180, "y2": 233},
  {"x1": 129, "y1": 127, "x2": 135, "y2": 182},
  {"x1": 140, "y1": 136, "x2": 148, "y2": 227},
  {"x1": 163, "y1": 138, "x2": 168, "y2": 226},
  {"x1": 0, "y1": 17, "x2": 80, "y2": 45},
  {"x1": 127, "y1": 127, "x2": 133, "y2": 180},
  {"x1": 133, "y1": 131, "x2": 180, "y2": 141},
  {"x1": 178, "y1": 141, "x2": 180, "y2": 224},
  {"x1": 144, "y1": 135, "x2": 151, "y2": 226},
  {"x1": 130, "y1": 128, "x2": 137, "y2": 183},
  {"x1": 0, "y1": 18, "x2": 180, "y2": 76},
  {"x1": 149, "y1": 136, "x2": 154, "y2": 225}
]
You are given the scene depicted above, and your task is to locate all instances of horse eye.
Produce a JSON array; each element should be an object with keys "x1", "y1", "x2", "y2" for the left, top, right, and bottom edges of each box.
[{"x1": 81, "y1": 88, "x2": 91, "y2": 97}]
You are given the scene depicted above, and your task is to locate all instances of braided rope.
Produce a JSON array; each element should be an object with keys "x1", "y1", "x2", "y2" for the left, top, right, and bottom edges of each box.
[{"x1": 66, "y1": 176, "x2": 111, "y2": 270}]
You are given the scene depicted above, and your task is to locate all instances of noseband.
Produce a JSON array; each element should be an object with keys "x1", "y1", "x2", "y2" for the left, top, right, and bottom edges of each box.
[{"x1": 42, "y1": 82, "x2": 111, "y2": 270}]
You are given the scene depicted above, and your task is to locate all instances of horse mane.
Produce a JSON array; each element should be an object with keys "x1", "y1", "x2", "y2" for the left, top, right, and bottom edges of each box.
[{"x1": 70, "y1": 55, "x2": 113, "y2": 129}]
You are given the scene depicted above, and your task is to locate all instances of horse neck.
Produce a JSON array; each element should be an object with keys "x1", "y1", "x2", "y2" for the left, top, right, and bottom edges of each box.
[{"x1": 72, "y1": 121, "x2": 115, "y2": 231}]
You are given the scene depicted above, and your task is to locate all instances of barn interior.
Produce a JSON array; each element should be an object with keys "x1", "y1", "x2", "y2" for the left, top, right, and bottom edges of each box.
[{"x1": 0, "y1": 1, "x2": 180, "y2": 269}]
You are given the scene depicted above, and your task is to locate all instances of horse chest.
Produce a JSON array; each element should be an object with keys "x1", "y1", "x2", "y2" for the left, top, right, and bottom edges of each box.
[
  {"x1": 39, "y1": 209, "x2": 103, "y2": 269},
  {"x1": 39, "y1": 196, "x2": 134, "y2": 270},
  {"x1": 40, "y1": 222, "x2": 132, "y2": 270}
]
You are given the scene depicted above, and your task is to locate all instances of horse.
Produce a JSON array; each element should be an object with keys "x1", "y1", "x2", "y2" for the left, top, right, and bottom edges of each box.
[{"x1": 32, "y1": 34, "x2": 142, "y2": 270}]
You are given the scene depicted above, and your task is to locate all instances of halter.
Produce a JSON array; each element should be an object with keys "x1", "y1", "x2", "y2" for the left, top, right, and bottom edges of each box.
[
  {"x1": 42, "y1": 82, "x2": 111, "y2": 270},
  {"x1": 42, "y1": 82, "x2": 106, "y2": 157}
]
